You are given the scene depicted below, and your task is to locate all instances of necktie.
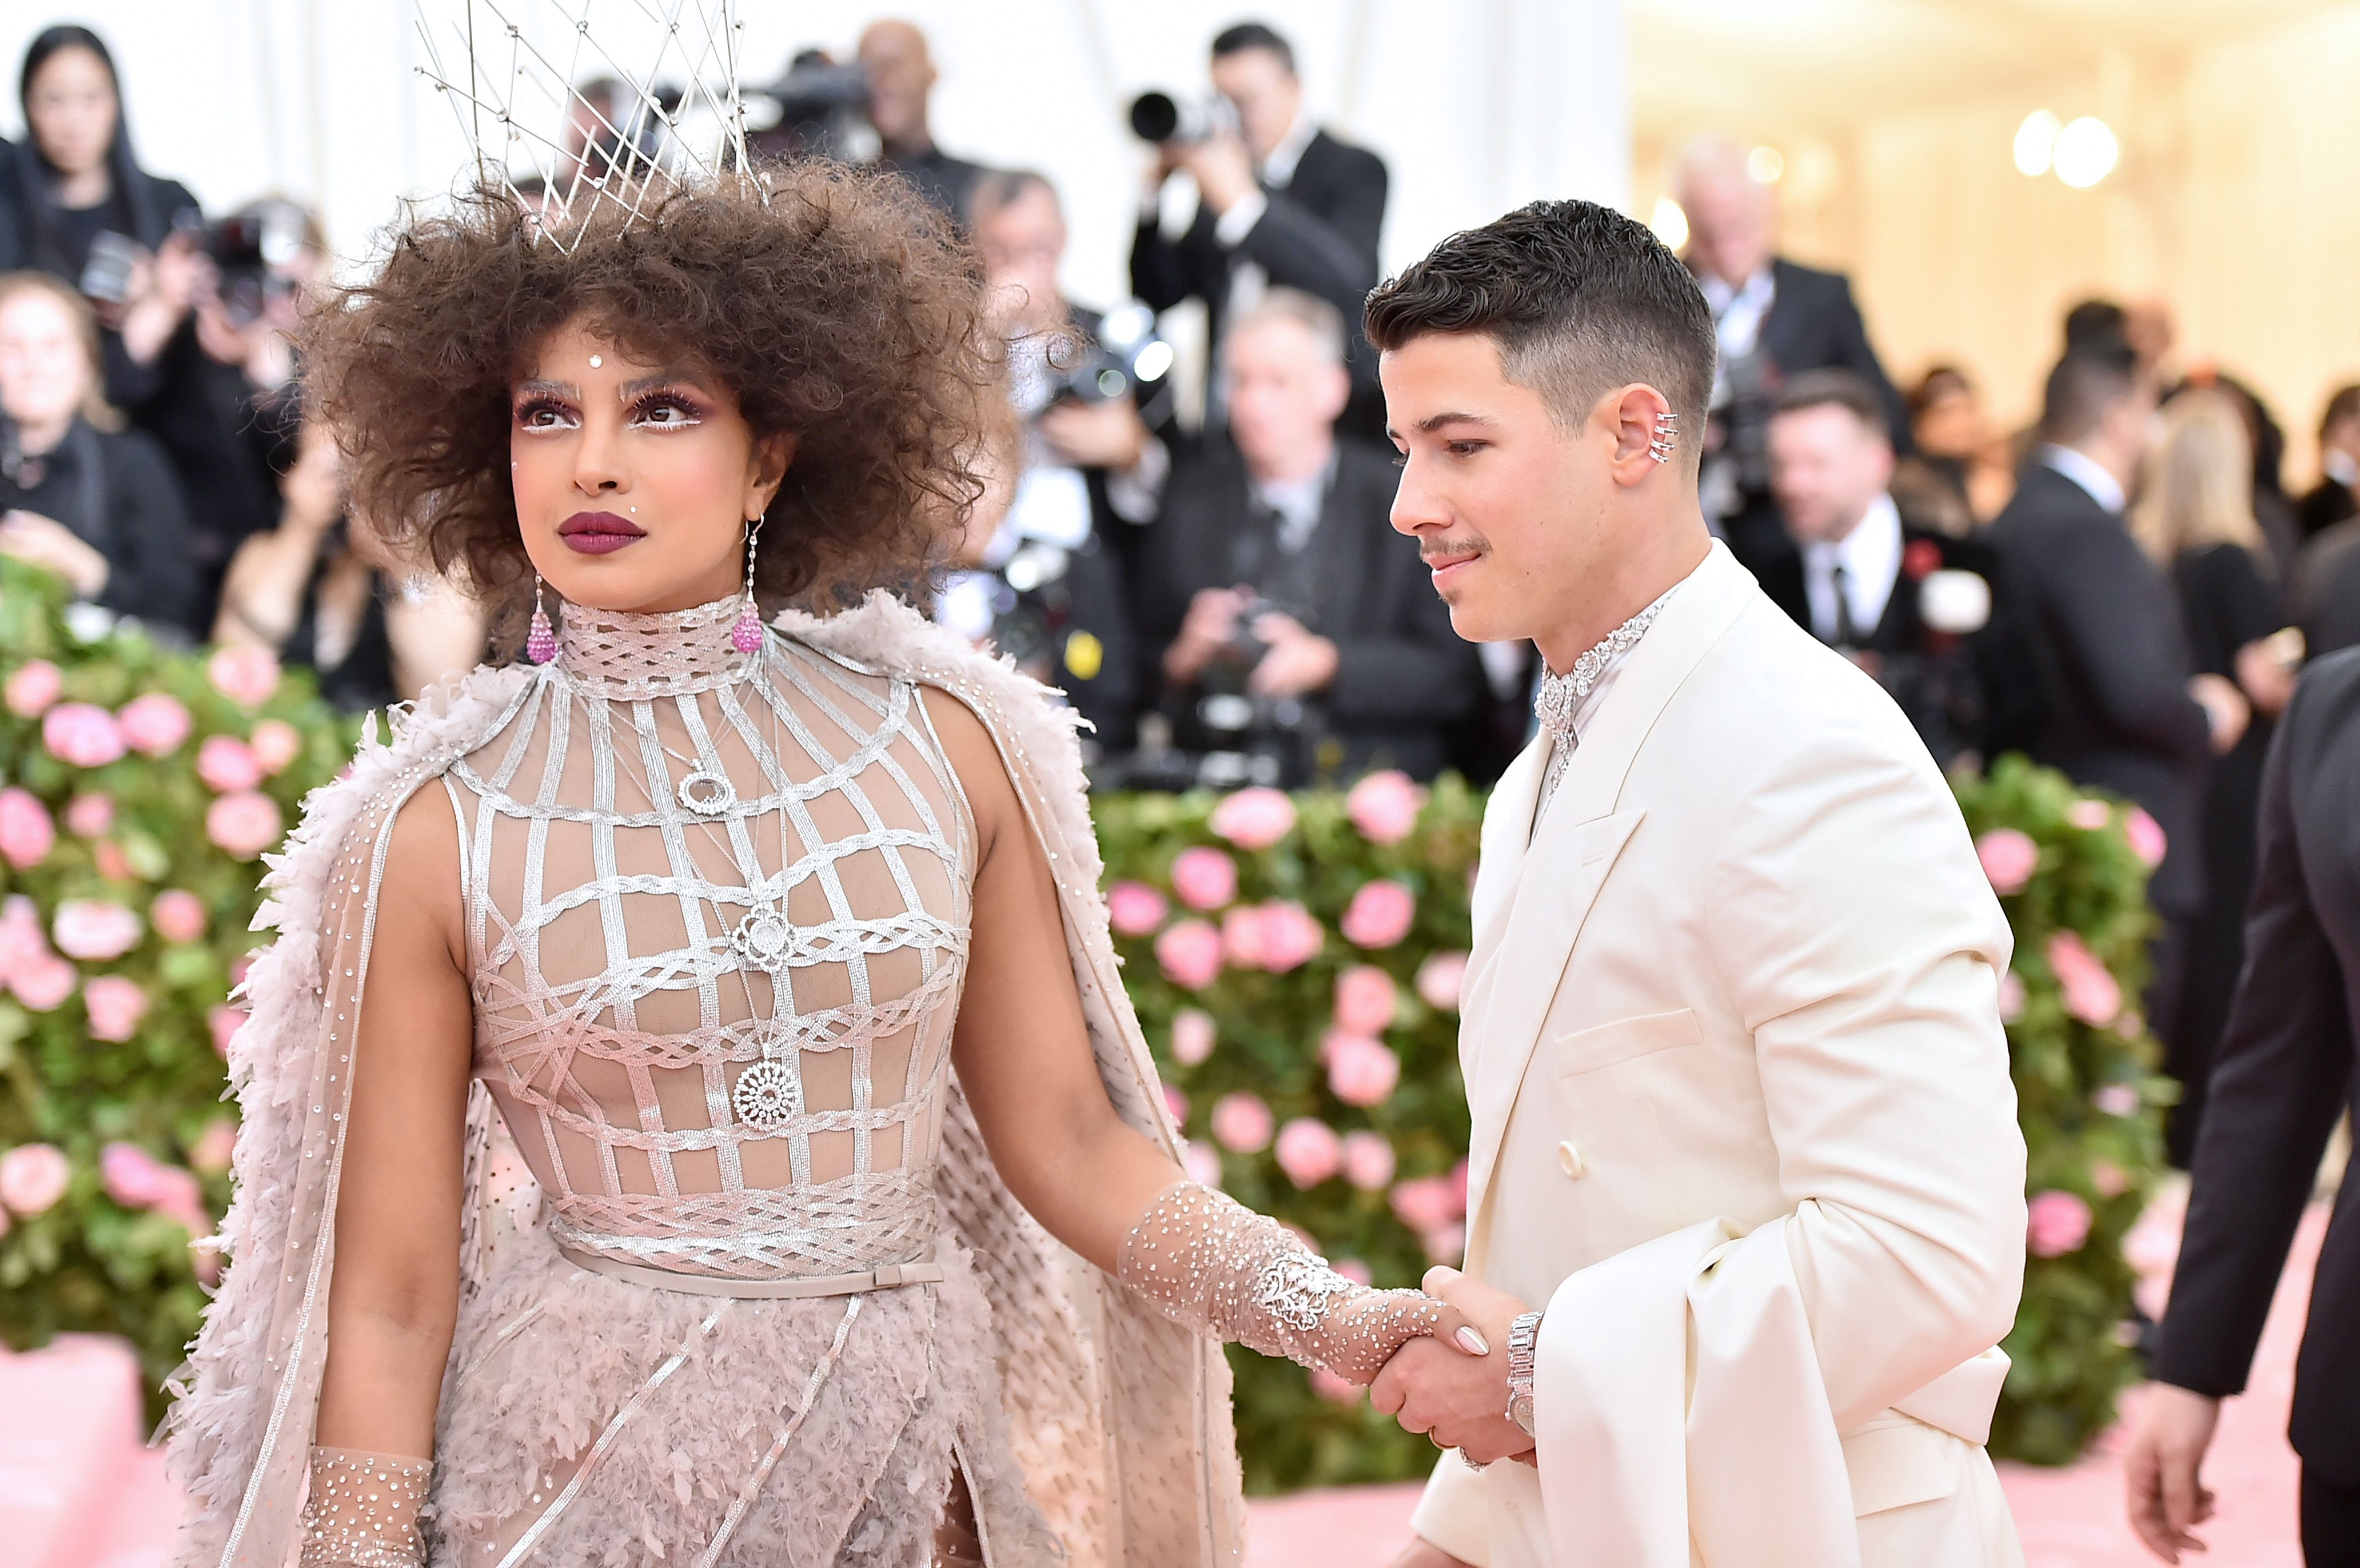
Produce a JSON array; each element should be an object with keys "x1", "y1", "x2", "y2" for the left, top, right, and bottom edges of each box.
[{"x1": 1831, "y1": 563, "x2": 1863, "y2": 649}]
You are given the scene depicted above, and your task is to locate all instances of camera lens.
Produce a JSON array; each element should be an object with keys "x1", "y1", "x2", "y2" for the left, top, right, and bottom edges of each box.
[{"x1": 1128, "y1": 91, "x2": 1181, "y2": 143}]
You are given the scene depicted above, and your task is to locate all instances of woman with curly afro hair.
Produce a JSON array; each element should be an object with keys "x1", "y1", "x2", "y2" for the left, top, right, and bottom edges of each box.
[{"x1": 164, "y1": 162, "x2": 1473, "y2": 1568}]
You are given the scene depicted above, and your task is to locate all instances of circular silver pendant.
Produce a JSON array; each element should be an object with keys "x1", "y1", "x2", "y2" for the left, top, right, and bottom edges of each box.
[
  {"x1": 677, "y1": 768, "x2": 736, "y2": 815},
  {"x1": 729, "y1": 907, "x2": 794, "y2": 971},
  {"x1": 732, "y1": 1058, "x2": 802, "y2": 1131}
]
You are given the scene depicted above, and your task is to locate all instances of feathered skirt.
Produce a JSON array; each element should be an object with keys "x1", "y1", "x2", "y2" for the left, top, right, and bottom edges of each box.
[{"x1": 428, "y1": 1219, "x2": 1059, "y2": 1566}]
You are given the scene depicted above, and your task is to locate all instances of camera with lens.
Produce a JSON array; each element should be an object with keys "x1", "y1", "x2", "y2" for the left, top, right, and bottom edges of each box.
[
  {"x1": 1187, "y1": 596, "x2": 1324, "y2": 788},
  {"x1": 1127, "y1": 89, "x2": 1238, "y2": 146},
  {"x1": 177, "y1": 202, "x2": 309, "y2": 327},
  {"x1": 745, "y1": 50, "x2": 878, "y2": 163},
  {"x1": 1048, "y1": 301, "x2": 1176, "y2": 427}
]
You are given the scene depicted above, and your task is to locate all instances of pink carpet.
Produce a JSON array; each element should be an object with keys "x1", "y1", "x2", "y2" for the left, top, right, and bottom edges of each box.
[{"x1": 0, "y1": 1199, "x2": 2322, "y2": 1567}]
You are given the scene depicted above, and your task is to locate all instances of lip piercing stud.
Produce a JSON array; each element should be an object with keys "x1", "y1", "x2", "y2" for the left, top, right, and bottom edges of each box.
[{"x1": 1648, "y1": 411, "x2": 1678, "y2": 465}]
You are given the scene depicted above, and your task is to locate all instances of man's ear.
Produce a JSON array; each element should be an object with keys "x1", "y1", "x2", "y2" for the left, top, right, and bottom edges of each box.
[{"x1": 1602, "y1": 384, "x2": 1673, "y2": 488}]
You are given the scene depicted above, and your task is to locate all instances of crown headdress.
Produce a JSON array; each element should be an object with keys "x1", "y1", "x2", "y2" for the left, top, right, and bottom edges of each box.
[{"x1": 414, "y1": 0, "x2": 754, "y2": 252}]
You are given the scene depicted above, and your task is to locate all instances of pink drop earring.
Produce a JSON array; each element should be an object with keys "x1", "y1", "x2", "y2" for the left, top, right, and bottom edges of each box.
[
  {"x1": 526, "y1": 572, "x2": 558, "y2": 664},
  {"x1": 731, "y1": 517, "x2": 766, "y2": 655}
]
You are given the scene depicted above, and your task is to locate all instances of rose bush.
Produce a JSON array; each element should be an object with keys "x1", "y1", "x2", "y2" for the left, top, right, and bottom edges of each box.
[
  {"x1": 0, "y1": 560, "x2": 354, "y2": 1419},
  {"x1": 1095, "y1": 751, "x2": 2167, "y2": 1488}
]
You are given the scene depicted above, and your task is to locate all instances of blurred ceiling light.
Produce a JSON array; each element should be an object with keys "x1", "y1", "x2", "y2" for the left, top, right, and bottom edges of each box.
[
  {"x1": 2053, "y1": 116, "x2": 2119, "y2": 188},
  {"x1": 2014, "y1": 109, "x2": 2059, "y2": 177},
  {"x1": 1747, "y1": 145, "x2": 1785, "y2": 183},
  {"x1": 1649, "y1": 197, "x2": 1690, "y2": 250}
]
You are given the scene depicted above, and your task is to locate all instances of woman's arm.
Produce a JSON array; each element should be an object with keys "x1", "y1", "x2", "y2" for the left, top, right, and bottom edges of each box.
[
  {"x1": 926, "y1": 689, "x2": 1470, "y2": 1381},
  {"x1": 214, "y1": 424, "x2": 341, "y2": 649}
]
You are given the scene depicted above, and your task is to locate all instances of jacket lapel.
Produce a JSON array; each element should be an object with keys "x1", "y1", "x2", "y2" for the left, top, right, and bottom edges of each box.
[
  {"x1": 1458, "y1": 736, "x2": 1547, "y2": 1085},
  {"x1": 1461, "y1": 542, "x2": 1760, "y2": 1223}
]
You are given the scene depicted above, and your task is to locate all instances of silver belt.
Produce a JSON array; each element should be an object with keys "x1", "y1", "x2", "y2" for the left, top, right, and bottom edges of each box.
[{"x1": 558, "y1": 1243, "x2": 943, "y2": 1299}]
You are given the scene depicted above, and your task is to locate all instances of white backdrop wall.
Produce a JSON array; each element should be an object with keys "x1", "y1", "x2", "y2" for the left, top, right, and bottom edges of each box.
[{"x1": 0, "y1": 1, "x2": 1629, "y2": 316}]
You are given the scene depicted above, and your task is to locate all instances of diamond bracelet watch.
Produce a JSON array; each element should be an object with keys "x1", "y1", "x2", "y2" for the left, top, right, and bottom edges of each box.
[{"x1": 1506, "y1": 1308, "x2": 1543, "y2": 1437}]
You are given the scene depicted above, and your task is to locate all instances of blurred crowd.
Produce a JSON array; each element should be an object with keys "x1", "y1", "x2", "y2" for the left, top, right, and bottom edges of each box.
[{"x1": 5, "y1": 17, "x2": 2359, "y2": 1170}]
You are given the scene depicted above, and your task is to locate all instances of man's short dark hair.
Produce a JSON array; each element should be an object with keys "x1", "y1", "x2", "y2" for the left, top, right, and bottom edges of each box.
[
  {"x1": 1362, "y1": 198, "x2": 1717, "y2": 457},
  {"x1": 2063, "y1": 298, "x2": 2129, "y2": 357},
  {"x1": 2042, "y1": 348, "x2": 2139, "y2": 446},
  {"x1": 967, "y1": 168, "x2": 1057, "y2": 230},
  {"x1": 1773, "y1": 368, "x2": 1889, "y2": 439},
  {"x1": 1211, "y1": 22, "x2": 1294, "y2": 74},
  {"x1": 2322, "y1": 382, "x2": 2360, "y2": 439}
]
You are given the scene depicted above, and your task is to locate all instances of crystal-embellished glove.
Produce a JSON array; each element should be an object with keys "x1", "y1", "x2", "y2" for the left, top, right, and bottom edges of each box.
[
  {"x1": 299, "y1": 1447, "x2": 431, "y2": 1568},
  {"x1": 1117, "y1": 1180, "x2": 1446, "y2": 1384}
]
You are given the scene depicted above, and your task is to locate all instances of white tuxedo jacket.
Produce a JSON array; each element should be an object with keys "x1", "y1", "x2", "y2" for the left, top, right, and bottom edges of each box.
[{"x1": 1412, "y1": 543, "x2": 2027, "y2": 1568}]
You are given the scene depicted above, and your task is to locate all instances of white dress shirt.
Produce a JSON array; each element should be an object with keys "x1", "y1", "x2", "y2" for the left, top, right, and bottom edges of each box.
[
  {"x1": 1699, "y1": 266, "x2": 1776, "y2": 390},
  {"x1": 1803, "y1": 491, "x2": 1904, "y2": 645},
  {"x1": 2040, "y1": 442, "x2": 2127, "y2": 514}
]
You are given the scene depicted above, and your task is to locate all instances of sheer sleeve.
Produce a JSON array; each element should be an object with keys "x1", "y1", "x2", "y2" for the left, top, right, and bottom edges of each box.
[{"x1": 1117, "y1": 1180, "x2": 1445, "y2": 1383}]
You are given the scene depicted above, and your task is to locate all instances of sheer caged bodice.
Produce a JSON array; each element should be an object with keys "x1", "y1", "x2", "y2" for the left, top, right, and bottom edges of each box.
[{"x1": 442, "y1": 595, "x2": 975, "y2": 1282}]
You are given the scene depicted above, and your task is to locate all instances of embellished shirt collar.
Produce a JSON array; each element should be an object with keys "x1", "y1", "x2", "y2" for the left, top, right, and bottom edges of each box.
[{"x1": 554, "y1": 593, "x2": 759, "y2": 700}]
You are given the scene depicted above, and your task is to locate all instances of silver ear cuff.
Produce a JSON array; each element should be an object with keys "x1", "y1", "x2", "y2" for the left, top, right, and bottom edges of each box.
[{"x1": 1648, "y1": 412, "x2": 1679, "y2": 465}]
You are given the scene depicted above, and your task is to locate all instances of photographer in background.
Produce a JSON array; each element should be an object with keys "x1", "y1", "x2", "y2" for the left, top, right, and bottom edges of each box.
[
  {"x1": 857, "y1": 19, "x2": 989, "y2": 221},
  {"x1": 1130, "y1": 21, "x2": 1388, "y2": 442},
  {"x1": 938, "y1": 169, "x2": 1153, "y2": 753},
  {"x1": 0, "y1": 269, "x2": 191, "y2": 629},
  {"x1": 1135, "y1": 289, "x2": 1476, "y2": 785}
]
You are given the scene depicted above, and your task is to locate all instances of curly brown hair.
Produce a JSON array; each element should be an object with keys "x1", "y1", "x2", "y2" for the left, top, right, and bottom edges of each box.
[{"x1": 304, "y1": 163, "x2": 1000, "y2": 636}]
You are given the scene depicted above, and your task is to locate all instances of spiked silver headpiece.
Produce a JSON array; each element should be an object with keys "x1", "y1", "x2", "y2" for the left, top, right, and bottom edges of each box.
[{"x1": 414, "y1": 0, "x2": 755, "y2": 253}]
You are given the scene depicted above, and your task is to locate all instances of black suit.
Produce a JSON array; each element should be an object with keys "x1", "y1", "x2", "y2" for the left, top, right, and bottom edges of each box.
[
  {"x1": 2297, "y1": 517, "x2": 2360, "y2": 660},
  {"x1": 1708, "y1": 258, "x2": 1908, "y2": 579},
  {"x1": 1759, "y1": 514, "x2": 1998, "y2": 768},
  {"x1": 1130, "y1": 130, "x2": 1388, "y2": 439},
  {"x1": 2296, "y1": 474, "x2": 2356, "y2": 542},
  {"x1": 1133, "y1": 438, "x2": 1478, "y2": 782},
  {"x1": 2156, "y1": 648, "x2": 2360, "y2": 1557}
]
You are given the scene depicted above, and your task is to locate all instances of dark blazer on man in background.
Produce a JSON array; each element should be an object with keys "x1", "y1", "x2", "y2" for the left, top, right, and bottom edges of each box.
[
  {"x1": 2296, "y1": 516, "x2": 2360, "y2": 661},
  {"x1": 2296, "y1": 473, "x2": 2356, "y2": 542},
  {"x1": 2155, "y1": 647, "x2": 2360, "y2": 1487},
  {"x1": 1131, "y1": 438, "x2": 1478, "y2": 781},
  {"x1": 1759, "y1": 260, "x2": 1909, "y2": 448},
  {"x1": 1987, "y1": 461, "x2": 2214, "y2": 916},
  {"x1": 1759, "y1": 520, "x2": 1999, "y2": 769},
  {"x1": 1130, "y1": 129, "x2": 1388, "y2": 435}
]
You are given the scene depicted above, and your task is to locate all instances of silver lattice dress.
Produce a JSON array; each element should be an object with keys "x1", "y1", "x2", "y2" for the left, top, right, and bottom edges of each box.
[{"x1": 424, "y1": 596, "x2": 1056, "y2": 1565}]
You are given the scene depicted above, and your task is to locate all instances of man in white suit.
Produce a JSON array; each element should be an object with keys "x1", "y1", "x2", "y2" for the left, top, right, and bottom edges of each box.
[{"x1": 1361, "y1": 201, "x2": 2028, "y2": 1567}]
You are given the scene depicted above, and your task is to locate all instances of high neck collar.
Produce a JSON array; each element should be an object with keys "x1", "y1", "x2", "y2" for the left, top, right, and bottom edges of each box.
[{"x1": 553, "y1": 593, "x2": 759, "y2": 700}]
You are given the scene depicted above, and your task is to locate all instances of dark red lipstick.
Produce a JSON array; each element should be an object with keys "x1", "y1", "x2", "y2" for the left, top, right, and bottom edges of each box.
[{"x1": 557, "y1": 510, "x2": 645, "y2": 555}]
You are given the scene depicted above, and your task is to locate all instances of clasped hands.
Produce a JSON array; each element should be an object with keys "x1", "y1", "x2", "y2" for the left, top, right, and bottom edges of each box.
[{"x1": 1364, "y1": 1264, "x2": 1537, "y2": 1469}]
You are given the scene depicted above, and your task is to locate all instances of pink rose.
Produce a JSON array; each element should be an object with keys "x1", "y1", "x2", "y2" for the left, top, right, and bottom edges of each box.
[
  {"x1": 1414, "y1": 951, "x2": 1468, "y2": 1012},
  {"x1": 1389, "y1": 1175, "x2": 1458, "y2": 1234},
  {"x1": 2067, "y1": 799, "x2": 2112, "y2": 831},
  {"x1": 1210, "y1": 1092, "x2": 1274, "y2": 1154},
  {"x1": 206, "y1": 644, "x2": 281, "y2": 708},
  {"x1": 0, "y1": 895, "x2": 45, "y2": 983},
  {"x1": 1169, "y1": 1007, "x2": 1216, "y2": 1066},
  {"x1": 1334, "y1": 1256, "x2": 1374, "y2": 1286},
  {"x1": 196, "y1": 735, "x2": 265, "y2": 793},
  {"x1": 1219, "y1": 905, "x2": 1268, "y2": 969},
  {"x1": 2124, "y1": 807, "x2": 2167, "y2": 870},
  {"x1": 1153, "y1": 919, "x2": 1223, "y2": 991},
  {"x1": 1170, "y1": 845, "x2": 1238, "y2": 911},
  {"x1": 11, "y1": 955, "x2": 77, "y2": 1012},
  {"x1": 150, "y1": 889, "x2": 208, "y2": 945},
  {"x1": 1345, "y1": 769, "x2": 1423, "y2": 845},
  {"x1": 63, "y1": 792, "x2": 113, "y2": 837},
  {"x1": 1997, "y1": 970, "x2": 2026, "y2": 1024},
  {"x1": 0, "y1": 1143, "x2": 70, "y2": 1215},
  {"x1": 2046, "y1": 931, "x2": 2122, "y2": 1028},
  {"x1": 1341, "y1": 1130, "x2": 1396, "y2": 1191},
  {"x1": 1327, "y1": 1034, "x2": 1402, "y2": 1107},
  {"x1": 1209, "y1": 787, "x2": 1296, "y2": 850},
  {"x1": 1309, "y1": 1368, "x2": 1364, "y2": 1404},
  {"x1": 188, "y1": 1118, "x2": 237, "y2": 1176},
  {"x1": 208, "y1": 1005, "x2": 249, "y2": 1058},
  {"x1": 1106, "y1": 880, "x2": 1169, "y2": 937},
  {"x1": 5, "y1": 659, "x2": 63, "y2": 717},
  {"x1": 42, "y1": 702, "x2": 125, "y2": 768},
  {"x1": 1421, "y1": 1223, "x2": 1466, "y2": 1266},
  {"x1": 2092, "y1": 1083, "x2": 2140, "y2": 1118},
  {"x1": 54, "y1": 899, "x2": 142, "y2": 961},
  {"x1": 1340, "y1": 879, "x2": 1417, "y2": 949},
  {"x1": 1449, "y1": 1159, "x2": 1469, "y2": 1214},
  {"x1": 1274, "y1": 1117, "x2": 1344, "y2": 1188},
  {"x1": 1334, "y1": 964, "x2": 1398, "y2": 1035},
  {"x1": 115, "y1": 692, "x2": 192, "y2": 757},
  {"x1": 1255, "y1": 900, "x2": 1324, "y2": 972},
  {"x1": 92, "y1": 841, "x2": 133, "y2": 883},
  {"x1": 0, "y1": 787, "x2": 55, "y2": 869},
  {"x1": 205, "y1": 791, "x2": 284, "y2": 859},
  {"x1": 1163, "y1": 1084, "x2": 1190, "y2": 1127},
  {"x1": 1975, "y1": 828, "x2": 2038, "y2": 895},
  {"x1": 2026, "y1": 1189, "x2": 2092, "y2": 1258},
  {"x1": 2091, "y1": 1160, "x2": 2130, "y2": 1199},
  {"x1": 101, "y1": 1142, "x2": 208, "y2": 1235},
  {"x1": 1182, "y1": 1139, "x2": 1223, "y2": 1188},
  {"x1": 249, "y1": 719, "x2": 302, "y2": 775},
  {"x1": 82, "y1": 975, "x2": 150, "y2": 1042}
]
